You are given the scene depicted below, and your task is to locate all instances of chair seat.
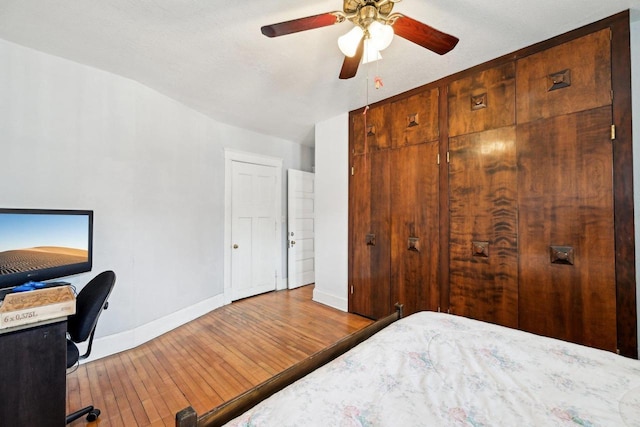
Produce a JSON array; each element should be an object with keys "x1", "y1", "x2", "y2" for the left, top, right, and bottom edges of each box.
[{"x1": 67, "y1": 339, "x2": 80, "y2": 369}]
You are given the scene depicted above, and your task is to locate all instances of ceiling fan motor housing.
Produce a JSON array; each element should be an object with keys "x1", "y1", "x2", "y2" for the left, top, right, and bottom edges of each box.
[
  {"x1": 344, "y1": 0, "x2": 396, "y2": 16},
  {"x1": 345, "y1": 0, "x2": 396, "y2": 28}
]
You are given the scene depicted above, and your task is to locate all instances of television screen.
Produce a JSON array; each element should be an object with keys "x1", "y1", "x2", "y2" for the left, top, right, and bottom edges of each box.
[{"x1": 0, "y1": 208, "x2": 93, "y2": 289}]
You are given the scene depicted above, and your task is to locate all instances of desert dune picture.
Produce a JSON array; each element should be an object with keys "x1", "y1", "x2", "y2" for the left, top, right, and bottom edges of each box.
[
  {"x1": 0, "y1": 246, "x2": 88, "y2": 274},
  {"x1": 0, "y1": 212, "x2": 90, "y2": 277}
]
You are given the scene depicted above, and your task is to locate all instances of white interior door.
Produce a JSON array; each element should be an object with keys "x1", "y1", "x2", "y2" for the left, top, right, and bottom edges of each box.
[
  {"x1": 231, "y1": 161, "x2": 278, "y2": 300},
  {"x1": 287, "y1": 169, "x2": 315, "y2": 289}
]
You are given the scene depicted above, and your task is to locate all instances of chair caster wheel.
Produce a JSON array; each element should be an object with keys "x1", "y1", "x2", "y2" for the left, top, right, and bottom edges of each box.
[{"x1": 86, "y1": 409, "x2": 101, "y2": 422}]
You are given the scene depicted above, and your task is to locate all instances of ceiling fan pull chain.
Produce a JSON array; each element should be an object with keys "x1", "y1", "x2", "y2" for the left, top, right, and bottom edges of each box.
[
  {"x1": 375, "y1": 58, "x2": 383, "y2": 89},
  {"x1": 365, "y1": 64, "x2": 370, "y2": 152},
  {"x1": 363, "y1": 104, "x2": 369, "y2": 154}
]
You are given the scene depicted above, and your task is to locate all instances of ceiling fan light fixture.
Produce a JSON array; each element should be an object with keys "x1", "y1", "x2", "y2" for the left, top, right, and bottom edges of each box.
[
  {"x1": 361, "y1": 38, "x2": 382, "y2": 64},
  {"x1": 368, "y1": 20, "x2": 394, "y2": 51},
  {"x1": 338, "y1": 26, "x2": 364, "y2": 57},
  {"x1": 262, "y1": 1, "x2": 459, "y2": 80}
]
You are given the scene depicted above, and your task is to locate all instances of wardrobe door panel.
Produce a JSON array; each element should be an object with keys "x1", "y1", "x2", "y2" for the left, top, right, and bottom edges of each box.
[
  {"x1": 448, "y1": 127, "x2": 518, "y2": 327},
  {"x1": 448, "y1": 62, "x2": 516, "y2": 138},
  {"x1": 518, "y1": 106, "x2": 616, "y2": 351},
  {"x1": 348, "y1": 152, "x2": 391, "y2": 319},
  {"x1": 391, "y1": 89, "x2": 439, "y2": 148},
  {"x1": 390, "y1": 142, "x2": 440, "y2": 316},
  {"x1": 349, "y1": 154, "x2": 372, "y2": 317},
  {"x1": 352, "y1": 104, "x2": 392, "y2": 154},
  {"x1": 516, "y1": 29, "x2": 611, "y2": 124}
]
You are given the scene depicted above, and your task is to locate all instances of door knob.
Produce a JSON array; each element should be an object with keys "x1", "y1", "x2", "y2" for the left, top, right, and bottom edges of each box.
[
  {"x1": 233, "y1": 244, "x2": 239, "y2": 249},
  {"x1": 290, "y1": 240, "x2": 296, "y2": 246}
]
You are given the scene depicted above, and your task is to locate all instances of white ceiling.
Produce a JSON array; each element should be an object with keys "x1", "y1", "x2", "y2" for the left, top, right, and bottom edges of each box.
[{"x1": 1, "y1": 1, "x2": 639, "y2": 146}]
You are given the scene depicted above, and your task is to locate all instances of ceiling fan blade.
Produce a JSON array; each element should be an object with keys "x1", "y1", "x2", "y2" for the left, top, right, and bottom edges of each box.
[
  {"x1": 261, "y1": 12, "x2": 344, "y2": 37},
  {"x1": 390, "y1": 14, "x2": 459, "y2": 55},
  {"x1": 339, "y1": 36, "x2": 365, "y2": 79}
]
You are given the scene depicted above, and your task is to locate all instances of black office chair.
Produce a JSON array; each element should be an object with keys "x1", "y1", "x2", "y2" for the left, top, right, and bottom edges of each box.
[{"x1": 66, "y1": 270, "x2": 116, "y2": 424}]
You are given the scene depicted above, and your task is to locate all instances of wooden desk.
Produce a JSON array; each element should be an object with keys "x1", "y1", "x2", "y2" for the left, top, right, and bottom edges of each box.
[{"x1": 0, "y1": 319, "x2": 67, "y2": 426}]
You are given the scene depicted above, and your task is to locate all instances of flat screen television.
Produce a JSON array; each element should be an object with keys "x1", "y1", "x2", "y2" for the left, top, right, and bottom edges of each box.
[{"x1": 0, "y1": 208, "x2": 93, "y2": 289}]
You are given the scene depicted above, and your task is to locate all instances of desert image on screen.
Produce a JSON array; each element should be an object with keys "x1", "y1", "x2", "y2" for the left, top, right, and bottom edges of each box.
[
  {"x1": 0, "y1": 212, "x2": 89, "y2": 276},
  {"x1": 0, "y1": 246, "x2": 87, "y2": 275}
]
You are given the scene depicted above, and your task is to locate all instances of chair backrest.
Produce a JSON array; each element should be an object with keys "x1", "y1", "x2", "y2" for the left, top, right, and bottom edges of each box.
[{"x1": 67, "y1": 270, "x2": 116, "y2": 344}]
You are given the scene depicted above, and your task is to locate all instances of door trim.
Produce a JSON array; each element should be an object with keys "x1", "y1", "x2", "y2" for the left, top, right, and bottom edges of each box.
[{"x1": 224, "y1": 148, "x2": 283, "y2": 305}]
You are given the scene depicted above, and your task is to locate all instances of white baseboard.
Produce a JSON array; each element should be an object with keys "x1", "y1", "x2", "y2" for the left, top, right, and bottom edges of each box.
[
  {"x1": 79, "y1": 293, "x2": 225, "y2": 363},
  {"x1": 312, "y1": 288, "x2": 347, "y2": 312}
]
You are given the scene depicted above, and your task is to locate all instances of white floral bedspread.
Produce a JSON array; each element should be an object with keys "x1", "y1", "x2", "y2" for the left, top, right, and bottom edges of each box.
[{"x1": 225, "y1": 312, "x2": 640, "y2": 426}]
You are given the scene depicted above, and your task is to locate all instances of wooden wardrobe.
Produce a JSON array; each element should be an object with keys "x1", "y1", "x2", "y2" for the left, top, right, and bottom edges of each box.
[{"x1": 348, "y1": 11, "x2": 637, "y2": 358}]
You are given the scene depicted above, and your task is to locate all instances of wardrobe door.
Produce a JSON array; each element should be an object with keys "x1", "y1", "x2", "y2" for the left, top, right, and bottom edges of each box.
[
  {"x1": 517, "y1": 107, "x2": 616, "y2": 351},
  {"x1": 351, "y1": 104, "x2": 392, "y2": 155},
  {"x1": 447, "y1": 62, "x2": 518, "y2": 327},
  {"x1": 516, "y1": 28, "x2": 611, "y2": 123},
  {"x1": 349, "y1": 151, "x2": 391, "y2": 319},
  {"x1": 390, "y1": 142, "x2": 440, "y2": 316},
  {"x1": 391, "y1": 89, "x2": 439, "y2": 148},
  {"x1": 448, "y1": 62, "x2": 516, "y2": 138},
  {"x1": 516, "y1": 28, "x2": 616, "y2": 351},
  {"x1": 448, "y1": 127, "x2": 518, "y2": 327}
]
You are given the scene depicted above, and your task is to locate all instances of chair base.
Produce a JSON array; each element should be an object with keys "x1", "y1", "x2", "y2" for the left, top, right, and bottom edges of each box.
[{"x1": 66, "y1": 405, "x2": 101, "y2": 424}]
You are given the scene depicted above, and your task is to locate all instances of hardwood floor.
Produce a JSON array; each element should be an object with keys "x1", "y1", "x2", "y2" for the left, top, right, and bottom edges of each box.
[{"x1": 65, "y1": 285, "x2": 372, "y2": 426}]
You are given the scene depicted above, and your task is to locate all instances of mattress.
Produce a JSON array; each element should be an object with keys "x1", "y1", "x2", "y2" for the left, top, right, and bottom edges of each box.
[{"x1": 225, "y1": 311, "x2": 640, "y2": 426}]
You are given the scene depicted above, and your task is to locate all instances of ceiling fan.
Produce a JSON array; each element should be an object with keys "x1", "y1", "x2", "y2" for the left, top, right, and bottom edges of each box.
[{"x1": 261, "y1": 0, "x2": 459, "y2": 79}]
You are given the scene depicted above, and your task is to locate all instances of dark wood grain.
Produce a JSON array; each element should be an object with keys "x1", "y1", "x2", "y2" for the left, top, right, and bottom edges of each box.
[
  {"x1": 391, "y1": 88, "x2": 439, "y2": 148},
  {"x1": 351, "y1": 104, "x2": 392, "y2": 154},
  {"x1": 261, "y1": 13, "x2": 341, "y2": 37},
  {"x1": 449, "y1": 127, "x2": 519, "y2": 327},
  {"x1": 391, "y1": 14, "x2": 459, "y2": 55},
  {"x1": 347, "y1": 10, "x2": 635, "y2": 356},
  {"x1": 349, "y1": 153, "x2": 373, "y2": 317},
  {"x1": 348, "y1": 151, "x2": 392, "y2": 319},
  {"x1": 517, "y1": 107, "x2": 617, "y2": 351},
  {"x1": 448, "y1": 62, "x2": 516, "y2": 137},
  {"x1": 610, "y1": 10, "x2": 637, "y2": 359},
  {"x1": 516, "y1": 28, "x2": 611, "y2": 124},
  {"x1": 390, "y1": 142, "x2": 440, "y2": 316},
  {"x1": 438, "y1": 85, "x2": 451, "y2": 312}
]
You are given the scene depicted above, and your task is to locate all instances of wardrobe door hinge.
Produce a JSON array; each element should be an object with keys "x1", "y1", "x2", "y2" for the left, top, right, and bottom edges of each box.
[
  {"x1": 351, "y1": 166, "x2": 354, "y2": 175},
  {"x1": 437, "y1": 152, "x2": 450, "y2": 165},
  {"x1": 611, "y1": 125, "x2": 616, "y2": 141},
  {"x1": 350, "y1": 285, "x2": 354, "y2": 294}
]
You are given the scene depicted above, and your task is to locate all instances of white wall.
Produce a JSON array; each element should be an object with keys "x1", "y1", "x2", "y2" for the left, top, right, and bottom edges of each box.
[
  {"x1": 0, "y1": 38, "x2": 313, "y2": 359},
  {"x1": 313, "y1": 113, "x2": 349, "y2": 310}
]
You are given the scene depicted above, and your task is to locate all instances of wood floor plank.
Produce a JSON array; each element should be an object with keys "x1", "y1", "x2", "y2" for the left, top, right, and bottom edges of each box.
[{"x1": 65, "y1": 285, "x2": 372, "y2": 426}]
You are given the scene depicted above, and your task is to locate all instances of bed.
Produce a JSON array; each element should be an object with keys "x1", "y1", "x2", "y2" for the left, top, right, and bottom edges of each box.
[{"x1": 176, "y1": 310, "x2": 640, "y2": 426}]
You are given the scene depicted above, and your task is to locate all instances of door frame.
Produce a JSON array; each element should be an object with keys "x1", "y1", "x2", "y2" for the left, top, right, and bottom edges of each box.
[{"x1": 224, "y1": 148, "x2": 283, "y2": 305}]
